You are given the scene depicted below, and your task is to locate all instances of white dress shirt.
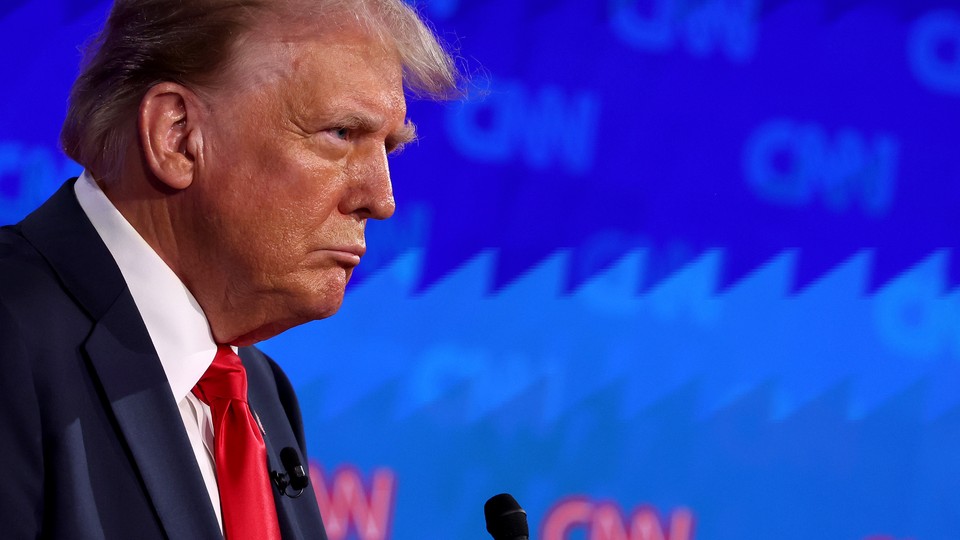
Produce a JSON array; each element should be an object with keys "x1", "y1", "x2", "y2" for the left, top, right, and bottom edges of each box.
[{"x1": 74, "y1": 171, "x2": 224, "y2": 532}]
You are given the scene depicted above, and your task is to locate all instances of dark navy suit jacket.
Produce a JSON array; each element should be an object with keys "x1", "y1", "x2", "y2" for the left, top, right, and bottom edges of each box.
[{"x1": 0, "y1": 180, "x2": 327, "y2": 539}]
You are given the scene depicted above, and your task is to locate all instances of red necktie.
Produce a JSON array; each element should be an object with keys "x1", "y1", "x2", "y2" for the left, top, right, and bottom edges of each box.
[{"x1": 192, "y1": 345, "x2": 282, "y2": 540}]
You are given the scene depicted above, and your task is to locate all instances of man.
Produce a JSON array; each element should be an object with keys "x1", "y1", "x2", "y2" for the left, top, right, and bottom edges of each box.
[{"x1": 0, "y1": 0, "x2": 458, "y2": 538}]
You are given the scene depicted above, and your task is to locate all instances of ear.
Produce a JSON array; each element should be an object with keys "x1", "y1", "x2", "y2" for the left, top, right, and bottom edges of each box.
[{"x1": 139, "y1": 82, "x2": 204, "y2": 191}]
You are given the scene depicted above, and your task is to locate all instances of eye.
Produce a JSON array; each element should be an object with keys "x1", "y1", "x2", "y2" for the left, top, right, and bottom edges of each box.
[{"x1": 331, "y1": 127, "x2": 349, "y2": 140}]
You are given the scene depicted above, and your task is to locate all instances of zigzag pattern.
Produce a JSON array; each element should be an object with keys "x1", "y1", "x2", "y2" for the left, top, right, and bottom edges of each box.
[
  {"x1": 287, "y1": 348, "x2": 960, "y2": 539},
  {"x1": 265, "y1": 249, "x2": 960, "y2": 537},
  {"x1": 263, "y1": 248, "x2": 960, "y2": 429}
]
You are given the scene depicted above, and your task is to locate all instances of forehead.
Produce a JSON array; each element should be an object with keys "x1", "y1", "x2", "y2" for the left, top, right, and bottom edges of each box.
[{"x1": 222, "y1": 21, "x2": 407, "y2": 119}]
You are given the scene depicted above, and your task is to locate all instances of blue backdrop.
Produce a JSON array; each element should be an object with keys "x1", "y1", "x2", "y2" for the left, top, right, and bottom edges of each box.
[{"x1": 1, "y1": 1, "x2": 958, "y2": 539}]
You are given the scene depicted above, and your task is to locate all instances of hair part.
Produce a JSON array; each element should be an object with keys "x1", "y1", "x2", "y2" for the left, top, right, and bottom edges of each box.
[{"x1": 60, "y1": 0, "x2": 461, "y2": 182}]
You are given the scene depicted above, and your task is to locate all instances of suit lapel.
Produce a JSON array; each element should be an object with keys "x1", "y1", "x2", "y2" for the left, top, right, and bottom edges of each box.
[
  {"x1": 242, "y1": 348, "x2": 326, "y2": 540},
  {"x1": 85, "y1": 310, "x2": 222, "y2": 539},
  {"x1": 246, "y1": 367, "x2": 308, "y2": 540},
  {"x1": 19, "y1": 180, "x2": 222, "y2": 539},
  {"x1": 258, "y1": 412, "x2": 303, "y2": 540}
]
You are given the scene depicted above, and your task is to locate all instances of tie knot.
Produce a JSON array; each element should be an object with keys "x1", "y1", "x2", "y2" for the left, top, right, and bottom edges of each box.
[{"x1": 192, "y1": 345, "x2": 248, "y2": 405}]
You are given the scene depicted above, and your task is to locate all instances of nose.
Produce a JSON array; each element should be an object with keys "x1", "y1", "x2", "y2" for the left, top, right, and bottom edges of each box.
[{"x1": 340, "y1": 147, "x2": 396, "y2": 220}]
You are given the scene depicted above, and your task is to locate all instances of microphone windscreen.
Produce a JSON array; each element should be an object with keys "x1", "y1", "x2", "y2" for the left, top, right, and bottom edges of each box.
[{"x1": 484, "y1": 493, "x2": 529, "y2": 540}]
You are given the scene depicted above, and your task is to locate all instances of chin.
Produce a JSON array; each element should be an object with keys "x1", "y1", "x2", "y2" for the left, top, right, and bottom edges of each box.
[
  {"x1": 231, "y1": 302, "x2": 340, "y2": 345},
  {"x1": 296, "y1": 284, "x2": 347, "y2": 321},
  {"x1": 304, "y1": 270, "x2": 351, "y2": 316},
  {"x1": 305, "y1": 299, "x2": 344, "y2": 322}
]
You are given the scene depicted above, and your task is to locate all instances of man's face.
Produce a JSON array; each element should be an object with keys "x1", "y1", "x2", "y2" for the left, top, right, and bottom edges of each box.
[{"x1": 177, "y1": 23, "x2": 412, "y2": 344}]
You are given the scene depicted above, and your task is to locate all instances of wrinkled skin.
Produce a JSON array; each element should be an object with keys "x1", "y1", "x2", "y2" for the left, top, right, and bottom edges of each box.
[{"x1": 112, "y1": 22, "x2": 413, "y2": 345}]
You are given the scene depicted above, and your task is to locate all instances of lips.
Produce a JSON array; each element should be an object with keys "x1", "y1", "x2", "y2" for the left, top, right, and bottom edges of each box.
[{"x1": 321, "y1": 245, "x2": 365, "y2": 266}]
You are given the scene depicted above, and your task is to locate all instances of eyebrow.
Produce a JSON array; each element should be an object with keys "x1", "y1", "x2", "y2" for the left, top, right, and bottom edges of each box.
[
  {"x1": 337, "y1": 113, "x2": 417, "y2": 153},
  {"x1": 388, "y1": 121, "x2": 418, "y2": 153}
]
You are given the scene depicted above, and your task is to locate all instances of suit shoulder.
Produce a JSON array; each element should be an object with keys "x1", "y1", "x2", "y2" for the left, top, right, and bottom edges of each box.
[
  {"x1": 1, "y1": 224, "x2": 43, "y2": 267},
  {"x1": 1, "y1": 224, "x2": 57, "y2": 279},
  {"x1": 0, "y1": 224, "x2": 90, "y2": 351},
  {"x1": 0, "y1": 225, "x2": 63, "y2": 307}
]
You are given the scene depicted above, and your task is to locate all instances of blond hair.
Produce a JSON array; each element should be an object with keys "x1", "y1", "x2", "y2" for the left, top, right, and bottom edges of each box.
[{"x1": 60, "y1": 0, "x2": 460, "y2": 181}]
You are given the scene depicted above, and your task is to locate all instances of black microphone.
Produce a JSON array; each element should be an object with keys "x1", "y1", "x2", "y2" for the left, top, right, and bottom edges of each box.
[
  {"x1": 272, "y1": 447, "x2": 309, "y2": 497},
  {"x1": 484, "y1": 493, "x2": 529, "y2": 540},
  {"x1": 280, "y1": 447, "x2": 309, "y2": 491}
]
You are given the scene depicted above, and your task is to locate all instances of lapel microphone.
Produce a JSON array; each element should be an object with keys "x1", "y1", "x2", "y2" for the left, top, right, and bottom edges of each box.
[
  {"x1": 484, "y1": 493, "x2": 529, "y2": 540},
  {"x1": 271, "y1": 447, "x2": 309, "y2": 498}
]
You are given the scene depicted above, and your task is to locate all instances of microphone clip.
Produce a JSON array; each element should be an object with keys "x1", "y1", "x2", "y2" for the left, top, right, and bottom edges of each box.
[
  {"x1": 272, "y1": 447, "x2": 310, "y2": 498},
  {"x1": 272, "y1": 470, "x2": 305, "y2": 498}
]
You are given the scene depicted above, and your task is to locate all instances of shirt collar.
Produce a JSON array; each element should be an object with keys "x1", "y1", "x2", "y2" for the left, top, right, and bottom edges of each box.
[{"x1": 74, "y1": 171, "x2": 216, "y2": 402}]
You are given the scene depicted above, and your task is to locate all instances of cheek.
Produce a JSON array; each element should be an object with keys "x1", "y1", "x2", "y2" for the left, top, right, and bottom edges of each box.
[
  {"x1": 226, "y1": 151, "x2": 333, "y2": 229},
  {"x1": 203, "y1": 139, "x2": 349, "y2": 276},
  {"x1": 246, "y1": 180, "x2": 345, "y2": 272},
  {"x1": 274, "y1": 159, "x2": 346, "y2": 228}
]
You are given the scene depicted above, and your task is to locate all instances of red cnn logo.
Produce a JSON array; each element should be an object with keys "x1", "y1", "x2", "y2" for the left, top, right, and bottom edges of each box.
[
  {"x1": 310, "y1": 462, "x2": 396, "y2": 540},
  {"x1": 542, "y1": 497, "x2": 695, "y2": 540}
]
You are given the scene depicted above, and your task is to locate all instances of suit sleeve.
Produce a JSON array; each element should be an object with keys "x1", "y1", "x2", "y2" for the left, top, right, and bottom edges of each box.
[{"x1": 0, "y1": 300, "x2": 44, "y2": 537}]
